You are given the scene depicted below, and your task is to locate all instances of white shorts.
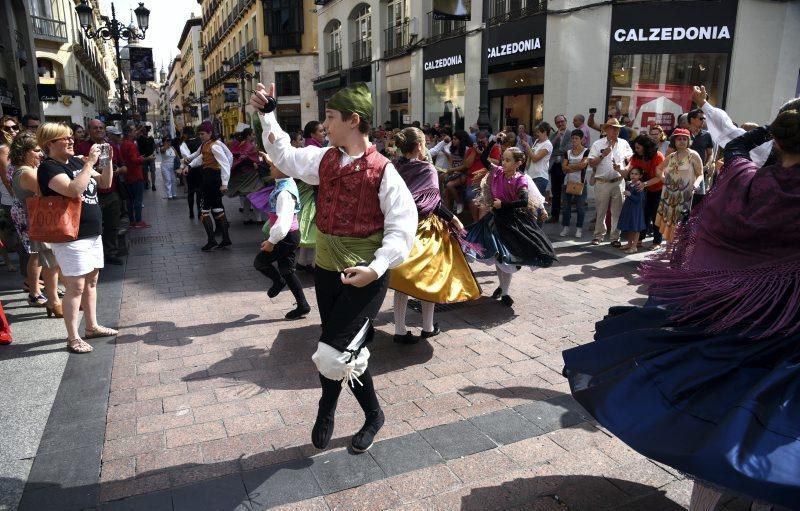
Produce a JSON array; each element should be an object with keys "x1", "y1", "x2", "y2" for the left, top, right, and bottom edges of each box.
[{"x1": 50, "y1": 235, "x2": 104, "y2": 277}]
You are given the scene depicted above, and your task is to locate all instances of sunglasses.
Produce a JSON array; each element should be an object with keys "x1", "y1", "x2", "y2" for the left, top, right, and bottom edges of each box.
[
  {"x1": 54, "y1": 136, "x2": 75, "y2": 143},
  {"x1": 3, "y1": 125, "x2": 19, "y2": 132}
]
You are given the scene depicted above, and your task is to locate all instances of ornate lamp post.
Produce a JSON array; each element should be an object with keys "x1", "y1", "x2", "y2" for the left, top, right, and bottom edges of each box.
[
  {"x1": 222, "y1": 58, "x2": 261, "y2": 123},
  {"x1": 75, "y1": 0, "x2": 150, "y2": 123}
]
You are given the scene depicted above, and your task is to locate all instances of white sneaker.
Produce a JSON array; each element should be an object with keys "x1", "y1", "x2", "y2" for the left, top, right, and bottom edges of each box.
[
  {"x1": 575, "y1": 228, "x2": 583, "y2": 238},
  {"x1": 559, "y1": 226, "x2": 569, "y2": 237}
]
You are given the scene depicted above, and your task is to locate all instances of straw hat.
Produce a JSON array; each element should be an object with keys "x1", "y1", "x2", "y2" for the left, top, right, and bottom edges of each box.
[{"x1": 602, "y1": 117, "x2": 625, "y2": 131}]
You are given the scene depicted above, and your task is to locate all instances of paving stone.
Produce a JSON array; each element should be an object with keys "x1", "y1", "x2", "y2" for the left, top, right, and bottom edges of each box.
[
  {"x1": 309, "y1": 448, "x2": 386, "y2": 494},
  {"x1": 469, "y1": 408, "x2": 540, "y2": 446},
  {"x1": 103, "y1": 432, "x2": 165, "y2": 461},
  {"x1": 165, "y1": 420, "x2": 227, "y2": 448},
  {"x1": 499, "y1": 435, "x2": 568, "y2": 466},
  {"x1": 368, "y1": 432, "x2": 443, "y2": 477},
  {"x1": 446, "y1": 449, "x2": 517, "y2": 484},
  {"x1": 243, "y1": 459, "x2": 322, "y2": 510},
  {"x1": 418, "y1": 420, "x2": 495, "y2": 461},
  {"x1": 514, "y1": 399, "x2": 587, "y2": 433},
  {"x1": 172, "y1": 473, "x2": 252, "y2": 511},
  {"x1": 100, "y1": 490, "x2": 173, "y2": 510},
  {"x1": 324, "y1": 479, "x2": 401, "y2": 511},
  {"x1": 136, "y1": 409, "x2": 195, "y2": 434}
]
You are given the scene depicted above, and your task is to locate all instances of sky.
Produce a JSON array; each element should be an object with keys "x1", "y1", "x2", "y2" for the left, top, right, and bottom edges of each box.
[{"x1": 98, "y1": 0, "x2": 199, "y2": 80}]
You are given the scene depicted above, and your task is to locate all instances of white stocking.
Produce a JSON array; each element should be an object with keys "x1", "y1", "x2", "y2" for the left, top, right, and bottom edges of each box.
[
  {"x1": 421, "y1": 301, "x2": 435, "y2": 333},
  {"x1": 496, "y1": 267, "x2": 512, "y2": 296},
  {"x1": 393, "y1": 292, "x2": 409, "y2": 335}
]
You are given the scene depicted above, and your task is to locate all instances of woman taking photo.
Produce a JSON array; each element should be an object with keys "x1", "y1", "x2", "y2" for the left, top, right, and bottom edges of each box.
[
  {"x1": 37, "y1": 123, "x2": 117, "y2": 353},
  {"x1": 9, "y1": 132, "x2": 62, "y2": 317}
]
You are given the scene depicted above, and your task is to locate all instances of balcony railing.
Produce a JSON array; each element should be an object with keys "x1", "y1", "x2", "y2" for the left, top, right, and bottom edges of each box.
[
  {"x1": 488, "y1": 0, "x2": 547, "y2": 26},
  {"x1": 426, "y1": 11, "x2": 466, "y2": 44},
  {"x1": 326, "y1": 49, "x2": 341, "y2": 73},
  {"x1": 384, "y1": 20, "x2": 413, "y2": 58},
  {"x1": 268, "y1": 32, "x2": 302, "y2": 52},
  {"x1": 31, "y1": 16, "x2": 68, "y2": 42},
  {"x1": 204, "y1": 39, "x2": 259, "y2": 89},
  {"x1": 351, "y1": 39, "x2": 371, "y2": 67},
  {"x1": 202, "y1": 0, "x2": 256, "y2": 58}
]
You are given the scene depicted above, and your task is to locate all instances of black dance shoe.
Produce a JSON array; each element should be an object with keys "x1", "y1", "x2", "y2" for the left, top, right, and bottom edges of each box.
[
  {"x1": 285, "y1": 303, "x2": 311, "y2": 320},
  {"x1": 267, "y1": 279, "x2": 286, "y2": 298},
  {"x1": 216, "y1": 239, "x2": 232, "y2": 249},
  {"x1": 393, "y1": 332, "x2": 418, "y2": 344},
  {"x1": 492, "y1": 287, "x2": 502, "y2": 299},
  {"x1": 420, "y1": 324, "x2": 440, "y2": 338},
  {"x1": 500, "y1": 295, "x2": 514, "y2": 307},
  {"x1": 312, "y1": 415, "x2": 335, "y2": 450},
  {"x1": 351, "y1": 409, "x2": 385, "y2": 453},
  {"x1": 201, "y1": 240, "x2": 218, "y2": 252}
]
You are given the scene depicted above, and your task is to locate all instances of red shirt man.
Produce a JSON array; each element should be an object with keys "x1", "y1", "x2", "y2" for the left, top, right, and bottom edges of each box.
[{"x1": 120, "y1": 130, "x2": 145, "y2": 184}]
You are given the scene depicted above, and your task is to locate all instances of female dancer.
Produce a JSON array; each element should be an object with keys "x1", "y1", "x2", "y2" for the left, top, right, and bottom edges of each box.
[
  {"x1": 388, "y1": 127, "x2": 481, "y2": 344},
  {"x1": 466, "y1": 141, "x2": 556, "y2": 306},
  {"x1": 563, "y1": 99, "x2": 800, "y2": 510}
]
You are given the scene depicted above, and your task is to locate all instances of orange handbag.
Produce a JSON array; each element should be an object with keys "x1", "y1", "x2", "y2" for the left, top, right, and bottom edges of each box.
[{"x1": 26, "y1": 195, "x2": 83, "y2": 243}]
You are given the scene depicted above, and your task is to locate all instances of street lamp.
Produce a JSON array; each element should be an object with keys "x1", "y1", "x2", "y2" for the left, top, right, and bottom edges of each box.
[
  {"x1": 75, "y1": 0, "x2": 149, "y2": 123},
  {"x1": 223, "y1": 58, "x2": 261, "y2": 122}
]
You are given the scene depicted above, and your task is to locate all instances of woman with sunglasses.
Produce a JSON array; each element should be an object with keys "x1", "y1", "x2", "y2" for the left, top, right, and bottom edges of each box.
[
  {"x1": 1, "y1": 116, "x2": 20, "y2": 145},
  {"x1": 37, "y1": 123, "x2": 116, "y2": 353}
]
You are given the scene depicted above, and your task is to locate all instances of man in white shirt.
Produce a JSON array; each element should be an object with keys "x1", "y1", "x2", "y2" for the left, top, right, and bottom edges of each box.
[
  {"x1": 251, "y1": 81, "x2": 416, "y2": 455},
  {"x1": 588, "y1": 118, "x2": 633, "y2": 246},
  {"x1": 428, "y1": 130, "x2": 452, "y2": 171}
]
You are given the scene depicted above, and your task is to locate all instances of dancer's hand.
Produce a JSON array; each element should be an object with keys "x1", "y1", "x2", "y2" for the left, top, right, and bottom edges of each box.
[
  {"x1": 492, "y1": 198, "x2": 502, "y2": 209},
  {"x1": 341, "y1": 266, "x2": 378, "y2": 288},
  {"x1": 220, "y1": 185, "x2": 228, "y2": 193},
  {"x1": 260, "y1": 240, "x2": 274, "y2": 253}
]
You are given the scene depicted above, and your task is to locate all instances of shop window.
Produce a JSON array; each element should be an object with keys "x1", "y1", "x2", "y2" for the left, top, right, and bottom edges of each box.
[
  {"x1": 389, "y1": 90, "x2": 408, "y2": 104},
  {"x1": 424, "y1": 73, "x2": 465, "y2": 129},
  {"x1": 608, "y1": 52, "x2": 728, "y2": 132},
  {"x1": 275, "y1": 71, "x2": 300, "y2": 96},
  {"x1": 263, "y1": 0, "x2": 303, "y2": 51}
]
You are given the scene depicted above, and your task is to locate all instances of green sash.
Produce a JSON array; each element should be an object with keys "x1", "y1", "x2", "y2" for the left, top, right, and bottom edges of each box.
[{"x1": 315, "y1": 231, "x2": 383, "y2": 272}]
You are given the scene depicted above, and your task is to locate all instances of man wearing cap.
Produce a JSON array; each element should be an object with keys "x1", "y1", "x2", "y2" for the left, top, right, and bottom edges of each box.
[
  {"x1": 182, "y1": 121, "x2": 234, "y2": 251},
  {"x1": 75, "y1": 120, "x2": 124, "y2": 264},
  {"x1": 251, "y1": 82, "x2": 416, "y2": 454},
  {"x1": 588, "y1": 117, "x2": 633, "y2": 246}
]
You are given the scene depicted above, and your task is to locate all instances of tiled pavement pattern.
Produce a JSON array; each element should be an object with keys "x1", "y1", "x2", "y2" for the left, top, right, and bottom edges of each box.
[{"x1": 4, "y1": 161, "x2": 763, "y2": 510}]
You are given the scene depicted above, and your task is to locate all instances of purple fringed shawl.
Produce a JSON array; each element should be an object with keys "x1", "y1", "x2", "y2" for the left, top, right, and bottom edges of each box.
[
  {"x1": 489, "y1": 165, "x2": 528, "y2": 203},
  {"x1": 396, "y1": 158, "x2": 442, "y2": 217},
  {"x1": 640, "y1": 156, "x2": 800, "y2": 337}
]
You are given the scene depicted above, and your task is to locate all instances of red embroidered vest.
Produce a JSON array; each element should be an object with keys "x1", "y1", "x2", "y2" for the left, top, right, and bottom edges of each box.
[{"x1": 316, "y1": 145, "x2": 388, "y2": 238}]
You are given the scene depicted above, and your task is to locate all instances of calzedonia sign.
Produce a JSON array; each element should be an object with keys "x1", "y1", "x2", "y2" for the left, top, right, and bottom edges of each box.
[
  {"x1": 423, "y1": 36, "x2": 466, "y2": 79},
  {"x1": 611, "y1": 0, "x2": 738, "y2": 54},
  {"x1": 487, "y1": 14, "x2": 546, "y2": 66}
]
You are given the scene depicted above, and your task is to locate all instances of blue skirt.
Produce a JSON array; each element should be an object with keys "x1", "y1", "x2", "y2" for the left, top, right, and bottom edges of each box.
[{"x1": 562, "y1": 304, "x2": 800, "y2": 507}]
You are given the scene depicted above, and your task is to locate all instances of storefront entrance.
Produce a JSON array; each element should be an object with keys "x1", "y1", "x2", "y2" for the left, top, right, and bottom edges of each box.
[{"x1": 489, "y1": 86, "x2": 544, "y2": 133}]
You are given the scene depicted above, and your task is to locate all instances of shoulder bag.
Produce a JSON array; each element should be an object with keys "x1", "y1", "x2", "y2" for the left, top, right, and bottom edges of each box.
[
  {"x1": 565, "y1": 150, "x2": 589, "y2": 196},
  {"x1": 26, "y1": 195, "x2": 82, "y2": 243}
]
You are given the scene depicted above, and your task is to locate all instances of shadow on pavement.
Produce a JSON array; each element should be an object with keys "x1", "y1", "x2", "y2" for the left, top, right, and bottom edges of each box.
[
  {"x1": 458, "y1": 475, "x2": 687, "y2": 511},
  {"x1": 118, "y1": 314, "x2": 285, "y2": 347}
]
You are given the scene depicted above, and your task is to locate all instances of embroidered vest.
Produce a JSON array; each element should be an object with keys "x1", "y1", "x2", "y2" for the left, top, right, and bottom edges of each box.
[
  {"x1": 268, "y1": 179, "x2": 300, "y2": 232},
  {"x1": 201, "y1": 141, "x2": 220, "y2": 170},
  {"x1": 316, "y1": 145, "x2": 387, "y2": 238}
]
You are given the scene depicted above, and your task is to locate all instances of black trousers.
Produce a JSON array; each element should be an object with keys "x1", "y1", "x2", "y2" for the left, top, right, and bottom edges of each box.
[
  {"x1": 98, "y1": 191, "x2": 120, "y2": 256},
  {"x1": 253, "y1": 231, "x2": 300, "y2": 277},
  {"x1": 314, "y1": 267, "x2": 388, "y2": 352},
  {"x1": 549, "y1": 162, "x2": 565, "y2": 221},
  {"x1": 641, "y1": 190, "x2": 663, "y2": 245},
  {"x1": 200, "y1": 168, "x2": 223, "y2": 211}
]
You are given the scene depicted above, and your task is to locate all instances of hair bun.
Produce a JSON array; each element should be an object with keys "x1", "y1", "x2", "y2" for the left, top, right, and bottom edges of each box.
[{"x1": 771, "y1": 109, "x2": 800, "y2": 155}]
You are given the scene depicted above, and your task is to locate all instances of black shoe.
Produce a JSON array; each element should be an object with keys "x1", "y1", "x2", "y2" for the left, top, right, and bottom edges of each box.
[
  {"x1": 152, "y1": 185, "x2": 156, "y2": 191},
  {"x1": 393, "y1": 332, "x2": 419, "y2": 344},
  {"x1": 500, "y1": 295, "x2": 514, "y2": 307},
  {"x1": 104, "y1": 256, "x2": 123, "y2": 265},
  {"x1": 267, "y1": 279, "x2": 286, "y2": 298},
  {"x1": 285, "y1": 303, "x2": 311, "y2": 320},
  {"x1": 312, "y1": 415, "x2": 335, "y2": 450},
  {"x1": 189, "y1": 212, "x2": 194, "y2": 219},
  {"x1": 201, "y1": 240, "x2": 218, "y2": 251},
  {"x1": 491, "y1": 287, "x2": 502, "y2": 299},
  {"x1": 351, "y1": 409, "x2": 385, "y2": 453},
  {"x1": 420, "y1": 324, "x2": 440, "y2": 338},
  {"x1": 216, "y1": 239, "x2": 232, "y2": 249}
]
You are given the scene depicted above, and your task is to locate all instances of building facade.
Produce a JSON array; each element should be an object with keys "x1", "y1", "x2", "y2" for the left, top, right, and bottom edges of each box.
[
  {"x1": 167, "y1": 56, "x2": 185, "y2": 132},
  {"x1": 199, "y1": 0, "x2": 319, "y2": 138},
  {"x1": 29, "y1": 0, "x2": 113, "y2": 125},
  {"x1": 0, "y1": 0, "x2": 40, "y2": 117},
  {"x1": 177, "y1": 17, "x2": 206, "y2": 124},
  {"x1": 314, "y1": 0, "x2": 800, "y2": 133}
]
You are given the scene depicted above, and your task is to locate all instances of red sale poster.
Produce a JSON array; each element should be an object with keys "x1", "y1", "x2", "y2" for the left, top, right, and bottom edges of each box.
[{"x1": 631, "y1": 84, "x2": 694, "y2": 131}]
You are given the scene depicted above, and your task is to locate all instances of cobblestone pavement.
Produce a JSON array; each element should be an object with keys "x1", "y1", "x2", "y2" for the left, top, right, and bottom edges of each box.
[{"x1": 4, "y1": 163, "x2": 760, "y2": 510}]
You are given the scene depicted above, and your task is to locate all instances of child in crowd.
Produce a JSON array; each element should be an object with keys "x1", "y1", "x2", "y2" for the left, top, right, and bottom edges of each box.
[{"x1": 617, "y1": 167, "x2": 646, "y2": 253}]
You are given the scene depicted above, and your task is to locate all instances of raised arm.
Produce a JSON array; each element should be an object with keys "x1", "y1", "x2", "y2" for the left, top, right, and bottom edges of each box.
[{"x1": 723, "y1": 126, "x2": 771, "y2": 163}]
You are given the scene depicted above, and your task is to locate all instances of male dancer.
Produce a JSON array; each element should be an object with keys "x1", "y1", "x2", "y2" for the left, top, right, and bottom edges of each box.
[{"x1": 251, "y1": 82, "x2": 416, "y2": 453}]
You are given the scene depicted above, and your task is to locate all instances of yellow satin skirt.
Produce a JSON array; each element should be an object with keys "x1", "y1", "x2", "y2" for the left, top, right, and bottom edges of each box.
[{"x1": 389, "y1": 215, "x2": 481, "y2": 304}]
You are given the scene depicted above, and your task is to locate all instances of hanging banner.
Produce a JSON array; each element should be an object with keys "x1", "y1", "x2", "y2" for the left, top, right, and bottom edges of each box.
[
  {"x1": 223, "y1": 83, "x2": 239, "y2": 103},
  {"x1": 129, "y1": 47, "x2": 155, "y2": 82},
  {"x1": 423, "y1": 36, "x2": 465, "y2": 79},
  {"x1": 486, "y1": 14, "x2": 546, "y2": 66},
  {"x1": 432, "y1": 0, "x2": 471, "y2": 21}
]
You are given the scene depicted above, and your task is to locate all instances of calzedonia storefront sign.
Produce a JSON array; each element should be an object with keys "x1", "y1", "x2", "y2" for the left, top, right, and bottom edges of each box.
[
  {"x1": 487, "y1": 14, "x2": 546, "y2": 66},
  {"x1": 611, "y1": 0, "x2": 738, "y2": 54},
  {"x1": 423, "y1": 36, "x2": 466, "y2": 79}
]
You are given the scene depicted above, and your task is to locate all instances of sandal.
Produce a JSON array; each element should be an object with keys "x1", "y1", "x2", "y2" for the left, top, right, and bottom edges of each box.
[
  {"x1": 624, "y1": 247, "x2": 638, "y2": 254},
  {"x1": 610, "y1": 240, "x2": 623, "y2": 248},
  {"x1": 28, "y1": 294, "x2": 48, "y2": 307},
  {"x1": 67, "y1": 338, "x2": 93, "y2": 354},
  {"x1": 649, "y1": 243, "x2": 662, "y2": 251},
  {"x1": 84, "y1": 325, "x2": 119, "y2": 339},
  {"x1": 590, "y1": 239, "x2": 601, "y2": 246}
]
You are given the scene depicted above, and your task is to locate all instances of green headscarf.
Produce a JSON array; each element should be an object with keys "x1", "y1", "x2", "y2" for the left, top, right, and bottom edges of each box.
[{"x1": 326, "y1": 83, "x2": 373, "y2": 124}]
